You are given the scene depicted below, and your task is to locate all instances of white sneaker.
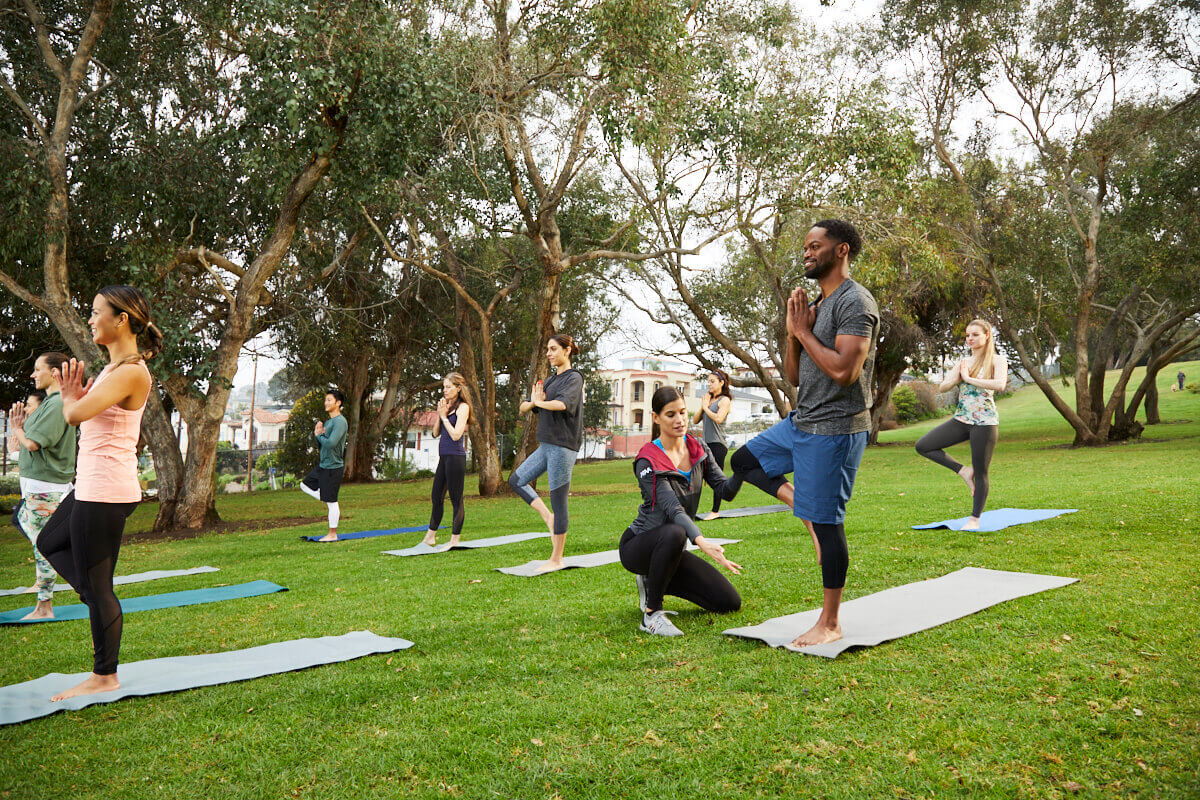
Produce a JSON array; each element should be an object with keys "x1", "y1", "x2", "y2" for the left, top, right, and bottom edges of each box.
[
  {"x1": 635, "y1": 574, "x2": 649, "y2": 610},
  {"x1": 640, "y1": 610, "x2": 683, "y2": 637}
]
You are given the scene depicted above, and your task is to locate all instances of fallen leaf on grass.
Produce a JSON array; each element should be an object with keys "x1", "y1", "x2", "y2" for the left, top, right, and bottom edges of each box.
[
  {"x1": 642, "y1": 730, "x2": 664, "y2": 746},
  {"x1": 1042, "y1": 752, "x2": 1064, "y2": 765},
  {"x1": 531, "y1": 738, "x2": 544, "y2": 747},
  {"x1": 1062, "y1": 781, "x2": 1083, "y2": 793},
  {"x1": 1133, "y1": 708, "x2": 1143, "y2": 717},
  {"x1": 1135, "y1": 759, "x2": 1150, "y2": 772},
  {"x1": 468, "y1": 579, "x2": 482, "y2": 584}
]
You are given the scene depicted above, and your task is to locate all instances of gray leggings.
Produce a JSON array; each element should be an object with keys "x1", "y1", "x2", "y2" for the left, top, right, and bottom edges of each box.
[
  {"x1": 508, "y1": 443, "x2": 576, "y2": 535},
  {"x1": 915, "y1": 419, "x2": 997, "y2": 518}
]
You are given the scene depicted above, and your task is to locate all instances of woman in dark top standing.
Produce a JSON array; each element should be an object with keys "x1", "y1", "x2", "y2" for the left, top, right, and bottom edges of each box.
[
  {"x1": 508, "y1": 333, "x2": 585, "y2": 573},
  {"x1": 423, "y1": 372, "x2": 471, "y2": 547},
  {"x1": 693, "y1": 369, "x2": 732, "y2": 521},
  {"x1": 621, "y1": 387, "x2": 743, "y2": 637}
]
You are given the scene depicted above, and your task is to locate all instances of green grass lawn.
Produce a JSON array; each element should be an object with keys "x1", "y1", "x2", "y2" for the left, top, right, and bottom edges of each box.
[{"x1": 2, "y1": 362, "x2": 1197, "y2": 799}]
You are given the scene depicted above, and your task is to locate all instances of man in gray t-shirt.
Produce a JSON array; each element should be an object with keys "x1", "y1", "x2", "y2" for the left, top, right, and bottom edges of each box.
[{"x1": 728, "y1": 219, "x2": 878, "y2": 650}]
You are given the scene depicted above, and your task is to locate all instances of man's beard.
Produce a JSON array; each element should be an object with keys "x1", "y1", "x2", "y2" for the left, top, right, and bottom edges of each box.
[{"x1": 803, "y1": 256, "x2": 833, "y2": 280}]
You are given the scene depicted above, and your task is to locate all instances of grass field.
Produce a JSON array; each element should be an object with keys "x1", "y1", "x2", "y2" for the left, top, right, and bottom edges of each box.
[{"x1": 1, "y1": 362, "x2": 1197, "y2": 799}]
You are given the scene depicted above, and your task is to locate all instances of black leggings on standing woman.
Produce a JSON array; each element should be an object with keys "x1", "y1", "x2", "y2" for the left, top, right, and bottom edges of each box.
[
  {"x1": 619, "y1": 525, "x2": 740, "y2": 613},
  {"x1": 915, "y1": 418, "x2": 997, "y2": 517},
  {"x1": 429, "y1": 454, "x2": 466, "y2": 537},
  {"x1": 707, "y1": 442, "x2": 728, "y2": 514},
  {"x1": 37, "y1": 493, "x2": 137, "y2": 675}
]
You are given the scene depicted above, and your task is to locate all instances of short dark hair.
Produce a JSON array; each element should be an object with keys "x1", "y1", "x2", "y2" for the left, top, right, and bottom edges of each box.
[
  {"x1": 326, "y1": 389, "x2": 346, "y2": 405},
  {"x1": 812, "y1": 219, "x2": 863, "y2": 261},
  {"x1": 28, "y1": 389, "x2": 47, "y2": 402}
]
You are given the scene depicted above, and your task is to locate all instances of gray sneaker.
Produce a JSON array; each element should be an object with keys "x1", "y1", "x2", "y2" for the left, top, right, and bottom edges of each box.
[
  {"x1": 640, "y1": 610, "x2": 683, "y2": 637},
  {"x1": 635, "y1": 574, "x2": 649, "y2": 610}
]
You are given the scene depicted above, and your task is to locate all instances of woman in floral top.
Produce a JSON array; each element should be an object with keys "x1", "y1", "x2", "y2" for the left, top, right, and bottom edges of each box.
[{"x1": 916, "y1": 319, "x2": 1008, "y2": 530}]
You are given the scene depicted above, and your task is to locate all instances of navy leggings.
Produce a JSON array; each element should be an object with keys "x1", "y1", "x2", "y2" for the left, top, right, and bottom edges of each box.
[
  {"x1": 429, "y1": 455, "x2": 466, "y2": 536},
  {"x1": 37, "y1": 493, "x2": 137, "y2": 675}
]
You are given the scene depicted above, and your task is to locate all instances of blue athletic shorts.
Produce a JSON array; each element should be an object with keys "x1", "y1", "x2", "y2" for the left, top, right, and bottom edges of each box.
[{"x1": 745, "y1": 417, "x2": 867, "y2": 525}]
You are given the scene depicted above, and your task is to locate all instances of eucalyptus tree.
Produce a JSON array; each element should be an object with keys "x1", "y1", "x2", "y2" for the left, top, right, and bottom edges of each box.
[{"x1": 883, "y1": 0, "x2": 1194, "y2": 444}]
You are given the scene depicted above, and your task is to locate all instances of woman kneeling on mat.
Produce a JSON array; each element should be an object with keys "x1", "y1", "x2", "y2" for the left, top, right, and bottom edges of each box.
[
  {"x1": 508, "y1": 334, "x2": 585, "y2": 573},
  {"x1": 621, "y1": 387, "x2": 743, "y2": 637},
  {"x1": 916, "y1": 318, "x2": 1007, "y2": 531},
  {"x1": 423, "y1": 373, "x2": 470, "y2": 547},
  {"x1": 37, "y1": 286, "x2": 159, "y2": 701}
]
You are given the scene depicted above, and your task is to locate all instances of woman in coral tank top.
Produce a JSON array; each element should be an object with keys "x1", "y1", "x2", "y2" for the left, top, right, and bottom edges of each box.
[{"x1": 38, "y1": 286, "x2": 159, "y2": 701}]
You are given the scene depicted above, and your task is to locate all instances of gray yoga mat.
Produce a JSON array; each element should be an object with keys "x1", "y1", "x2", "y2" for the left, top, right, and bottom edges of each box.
[
  {"x1": 0, "y1": 630, "x2": 414, "y2": 726},
  {"x1": 382, "y1": 531, "x2": 551, "y2": 557},
  {"x1": 0, "y1": 566, "x2": 220, "y2": 598},
  {"x1": 700, "y1": 504, "x2": 791, "y2": 520},
  {"x1": 722, "y1": 567, "x2": 1077, "y2": 658},
  {"x1": 497, "y1": 538, "x2": 741, "y2": 577}
]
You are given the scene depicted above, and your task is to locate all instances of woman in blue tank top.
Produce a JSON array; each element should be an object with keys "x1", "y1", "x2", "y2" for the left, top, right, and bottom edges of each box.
[{"x1": 424, "y1": 373, "x2": 471, "y2": 547}]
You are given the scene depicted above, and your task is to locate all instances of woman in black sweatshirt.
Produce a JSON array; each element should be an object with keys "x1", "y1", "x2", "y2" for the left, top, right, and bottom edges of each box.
[{"x1": 619, "y1": 386, "x2": 743, "y2": 637}]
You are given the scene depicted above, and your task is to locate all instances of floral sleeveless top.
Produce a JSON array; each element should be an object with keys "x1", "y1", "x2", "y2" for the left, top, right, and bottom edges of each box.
[{"x1": 954, "y1": 382, "x2": 998, "y2": 426}]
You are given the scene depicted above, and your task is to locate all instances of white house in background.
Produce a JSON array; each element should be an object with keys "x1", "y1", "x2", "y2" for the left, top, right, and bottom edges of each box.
[
  {"x1": 219, "y1": 407, "x2": 291, "y2": 449},
  {"x1": 597, "y1": 357, "x2": 703, "y2": 433},
  {"x1": 392, "y1": 410, "x2": 460, "y2": 471}
]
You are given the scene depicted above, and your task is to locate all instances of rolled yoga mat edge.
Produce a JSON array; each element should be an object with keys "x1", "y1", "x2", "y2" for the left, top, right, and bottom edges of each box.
[
  {"x1": 722, "y1": 566, "x2": 1078, "y2": 658},
  {"x1": 0, "y1": 580, "x2": 287, "y2": 625},
  {"x1": 0, "y1": 630, "x2": 414, "y2": 726}
]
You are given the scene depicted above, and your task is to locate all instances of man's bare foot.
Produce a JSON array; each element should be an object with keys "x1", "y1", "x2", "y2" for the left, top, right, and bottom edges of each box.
[
  {"x1": 698, "y1": 512, "x2": 720, "y2": 521},
  {"x1": 50, "y1": 673, "x2": 120, "y2": 702},
  {"x1": 21, "y1": 600, "x2": 54, "y2": 621},
  {"x1": 318, "y1": 532, "x2": 338, "y2": 542},
  {"x1": 958, "y1": 466, "x2": 975, "y2": 496},
  {"x1": 790, "y1": 621, "x2": 842, "y2": 647},
  {"x1": 961, "y1": 516, "x2": 981, "y2": 531},
  {"x1": 422, "y1": 531, "x2": 438, "y2": 546},
  {"x1": 533, "y1": 559, "x2": 565, "y2": 574}
]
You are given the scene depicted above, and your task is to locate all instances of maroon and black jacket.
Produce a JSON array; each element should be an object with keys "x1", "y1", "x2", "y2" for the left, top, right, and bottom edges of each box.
[{"x1": 628, "y1": 434, "x2": 738, "y2": 543}]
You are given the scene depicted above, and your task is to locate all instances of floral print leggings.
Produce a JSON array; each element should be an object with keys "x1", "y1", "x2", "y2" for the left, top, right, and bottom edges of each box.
[{"x1": 17, "y1": 491, "x2": 66, "y2": 601}]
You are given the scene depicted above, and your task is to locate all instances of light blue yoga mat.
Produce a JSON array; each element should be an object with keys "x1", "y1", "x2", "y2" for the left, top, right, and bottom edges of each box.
[
  {"x1": 0, "y1": 630, "x2": 413, "y2": 726},
  {"x1": 302, "y1": 525, "x2": 428, "y2": 542},
  {"x1": 0, "y1": 580, "x2": 287, "y2": 625},
  {"x1": 0, "y1": 566, "x2": 220, "y2": 597},
  {"x1": 382, "y1": 531, "x2": 550, "y2": 557},
  {"x1": 912, "y1": 508, "x2": 1078, "y2": 533}
]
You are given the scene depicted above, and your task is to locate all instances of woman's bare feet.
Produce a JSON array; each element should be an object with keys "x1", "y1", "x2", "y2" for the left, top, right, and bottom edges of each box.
[
  {"x1": 21, "y1": 600, "x2": 54, "y2": 621},
  {"x1": 317, "y1": 532, "x2": 338, "y2": 542},
  {"x1": 50, "y1": 673, "x2": 120, "y2": 702},
  {"x1": 448, "y1": 535, "x2": 461, "y2": 548},
  {"x1": 790, "y1": 620, "x2": 842, "y2": 647},
  {"x1": 957, "y1": 466, "x2": 975, "y2": 496},
  {"x1": 698, "y1": 512, "x2": 720, "y2": 521},
  {"x1": 961, "y1": 516, "x2": 981, "y2": 531},
  {"x1": 422, "y1": 530, "x2": 438, "y2": 546},
  {"x1": 533, "y1": 559, "x2": 566, "y2": 574}
]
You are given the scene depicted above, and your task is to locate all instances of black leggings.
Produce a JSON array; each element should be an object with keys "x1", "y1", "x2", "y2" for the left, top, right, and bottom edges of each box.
[
  {"x1": 37, "y1": 493, "x2": 137, "y2": 675},
  {"x1": 619, "y1": 525, "x2": 740, "y2": 613},
  {"x1": 707, "y1": 442, "x2": 728, "y2": 513},
  {"x1": 731, "y1": 448, "x2": 849, "y2": 589},
  {"x1": 429, "y1": 455, "x2": 466, "y2": 536},
  {"x1": 915, "y1": 418, "x2": 997, "y2": 517},
  {"x1": 730, "y1": 445, "x2": 788, "y2": 498}
]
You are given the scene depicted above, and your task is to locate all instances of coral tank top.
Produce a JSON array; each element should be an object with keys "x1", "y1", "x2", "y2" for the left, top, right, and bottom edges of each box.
[{"x1": 75, "y1": 362, "x2": 151, "y2": 503}]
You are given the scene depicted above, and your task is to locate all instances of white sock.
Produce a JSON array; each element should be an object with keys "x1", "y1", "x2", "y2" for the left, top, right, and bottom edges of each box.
[
  {"x1": 327, "y1": 502, "x2": 340, "y2": 530},
  {"x1": 300, "y1": 482, "x2": 320, "y2": 501}
]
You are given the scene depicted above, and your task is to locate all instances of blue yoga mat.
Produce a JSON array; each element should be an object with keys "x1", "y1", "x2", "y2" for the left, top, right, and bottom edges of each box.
[
  {"x1": 0, "y1": 630, "x2": 413, "y2": 726},
  {"x1": 912, "y1": 508, "x2": 1078, "y2": 533},
  {"x1": 302, "y1": 525, "x2": 428, "y2": 542},
  {"x1": 0, "y1": 581, "x2": 287, "y2": 625}
]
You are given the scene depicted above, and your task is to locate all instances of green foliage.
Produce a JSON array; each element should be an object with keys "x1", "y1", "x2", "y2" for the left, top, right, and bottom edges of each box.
[
  {"x1": 276, "y1": 391, "x2": 327, "y2": 478},
  {"x1": 0, "y1": 493, "x2": 18, "y2": 514},
  {"x1": 255, "y1": 452, "x2": 279, "y2": 472},
  {"x1": 377, "y1": 455, "x2": 433, "y2": 482}
]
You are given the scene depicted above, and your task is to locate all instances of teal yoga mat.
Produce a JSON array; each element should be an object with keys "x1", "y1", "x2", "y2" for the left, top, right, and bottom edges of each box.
[
  {"x1": 0, "y1": 631, "x2": 413, "y2": 726},
  {"x1": 0, "y1": 581, "x2": 287, "y2": 625}
]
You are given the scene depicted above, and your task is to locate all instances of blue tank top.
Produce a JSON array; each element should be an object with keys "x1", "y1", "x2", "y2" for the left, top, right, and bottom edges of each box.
[{"x1": 438, "y1": 409, "x2": 467, "y2": 456}]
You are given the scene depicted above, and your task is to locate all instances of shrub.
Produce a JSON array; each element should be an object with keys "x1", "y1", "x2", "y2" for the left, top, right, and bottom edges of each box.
[
  {"x1": 891, "y1": 385, "x2": 923, "y2": 424},
  {"x1": 379, "y1": 456, "x2": 433, "y2": 481},
  {"x1": 277, "y1": 391, "x2": 327, "y2": 478},
  {"x1": 0, "y1": 475, "x2": 19, "y2": 496},
  {"x1": 1187, "y1": 382, "x2": 1199, "y2": 394},
  {"x1": 0, "y1": 494, "x2": 18, "y2": 514}
]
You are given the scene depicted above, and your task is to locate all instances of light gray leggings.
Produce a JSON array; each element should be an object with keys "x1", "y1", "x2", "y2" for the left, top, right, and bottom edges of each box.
[
  {"x1": 915, "y1": 419, "x2": 997, "y2": 518},
  {"x1": 508, "y1": 443, "x2": 576, "y2": 535}
]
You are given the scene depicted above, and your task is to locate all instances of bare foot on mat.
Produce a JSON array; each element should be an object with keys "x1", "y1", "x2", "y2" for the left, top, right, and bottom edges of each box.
[
  {"x1": 51, "y1": 673, "x2": 120, "y2": 702},
  {"x1": 790, "y1": 622, "x2": 842, "y2": 648},
  {"x1": 318, "y1": 532, "x2": 338, "y2": 542}
]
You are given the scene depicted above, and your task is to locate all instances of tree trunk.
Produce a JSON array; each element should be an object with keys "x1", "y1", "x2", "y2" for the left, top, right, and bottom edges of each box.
[
  {"x1": 340, "y1": 350, "x2": 370, "y2": 480},
  {"x1": 868, "y1": 366, "x2": 905, "y2": 446},
  {"x1": 176, "y1": 416, "x2": 221, "y2": 528}
]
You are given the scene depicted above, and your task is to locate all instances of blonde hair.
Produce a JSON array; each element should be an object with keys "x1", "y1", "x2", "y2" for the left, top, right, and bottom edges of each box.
[
  {"x1": 443, "y1": 372, "x2": 470, "y2": 411},
  {"x1": 966, "y1": 319, "x2": 997, "y2": 379}
]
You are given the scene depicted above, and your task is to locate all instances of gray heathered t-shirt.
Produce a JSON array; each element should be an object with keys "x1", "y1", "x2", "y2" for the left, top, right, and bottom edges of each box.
[
  {"x1": 534, "y1": 368, "x2": 584, "y2": 451},
  {"x1": 702, "y1": 398, "x2": 726, "y2": 446},
  {"x1": 791, "y1": 278, "x2": 880, "y2": 435}
]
